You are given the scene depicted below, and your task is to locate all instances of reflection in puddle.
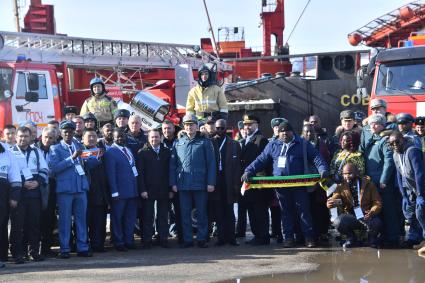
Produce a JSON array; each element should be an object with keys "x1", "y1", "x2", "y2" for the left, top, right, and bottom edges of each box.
[{"x1": 224, "y1": 248, "x2": 425, "y2": 283}]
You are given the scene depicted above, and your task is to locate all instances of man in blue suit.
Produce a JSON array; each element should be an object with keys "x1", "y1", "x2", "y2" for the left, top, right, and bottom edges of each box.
[
  {"x1": 104, "y1": 128, "x2": 139, "y2": 251},
  {"x1": 49, "y1": 120, "x2": 91, "y2": 258},
  {"x1": 242, "y1": 121, "x2": 329, "y2": 248}
]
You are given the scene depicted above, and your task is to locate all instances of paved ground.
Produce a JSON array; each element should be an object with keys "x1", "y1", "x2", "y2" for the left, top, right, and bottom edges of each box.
[{"x1": 0, "y1": 241, "x2": 323, "y2": 283}]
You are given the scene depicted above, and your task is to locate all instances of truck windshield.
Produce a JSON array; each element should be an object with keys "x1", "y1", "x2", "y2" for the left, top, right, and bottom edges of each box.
[
  {"x1": 375, "y1": 59, "x2": 425, "y2": 96},
  {"x1": 0, "y1": 68, "x2": 13, "y2": 100}
]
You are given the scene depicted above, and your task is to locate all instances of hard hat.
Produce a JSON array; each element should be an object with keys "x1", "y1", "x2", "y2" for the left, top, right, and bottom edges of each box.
[{"x1": 90, "y1": 77, "x2": 106, "y2": 95}]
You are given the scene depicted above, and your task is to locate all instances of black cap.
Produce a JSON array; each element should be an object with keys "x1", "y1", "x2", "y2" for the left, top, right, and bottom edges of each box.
[
  {"x1": 83, "y1": 112, "x2": 97, "y2": 122},
  {"x1": 114, "y1": 109, "x2": 131, "y2": 119},
  {"x1": 242, "y1": 114, "x2": 260, "y2": 124},
  {"x1": 415, "y1": 116, "x2": 425, "y2": 125},
  {"x1": 64, "y1": 106, "x2": 77, "y2": 115},
  {"x1": 396, "y1": 113, "x2": 414, "y2": 124},
  {"x1": 59, "y1": 120, "x2": 76, "y2": 130},
  {"x1": 278, "y1": 122, "x2": 294, "y2": 132}
]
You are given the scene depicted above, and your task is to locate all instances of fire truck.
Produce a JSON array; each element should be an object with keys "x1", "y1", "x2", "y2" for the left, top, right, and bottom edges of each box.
[
  {"x1": 348, "y1": 1, "x2": 425, "y2": 117},
  {"x1": 0, "y1": 30, "x2": 231, "y2": 132}
]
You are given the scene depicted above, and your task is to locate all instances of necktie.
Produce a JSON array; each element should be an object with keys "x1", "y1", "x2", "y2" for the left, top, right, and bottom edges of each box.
[{"x1": 122, "y1": 147, "x2": 131, "y2": 161}]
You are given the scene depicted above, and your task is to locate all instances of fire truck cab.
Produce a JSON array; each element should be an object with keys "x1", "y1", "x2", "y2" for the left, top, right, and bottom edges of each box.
[
  {"x1": 368, "y1": 43, "x2": 425, "y2": 117},
  {"x1": 0, "y1": 61, "x2": 62, "y2": 130}
]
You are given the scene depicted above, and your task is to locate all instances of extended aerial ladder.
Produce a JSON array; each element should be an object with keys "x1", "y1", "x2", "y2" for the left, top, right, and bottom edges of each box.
[{"x1": 0, "y1": 30, "x2": 232, "y2": 128}]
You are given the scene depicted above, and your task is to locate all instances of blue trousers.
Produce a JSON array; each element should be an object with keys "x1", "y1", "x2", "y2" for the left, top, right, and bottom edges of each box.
[
  {"x1": 179, "y1": 190, "x2": 208, "y2": 243},
  {"x1": 402, "y1": 196, "x2": 425, "y2": 242},
  {"x1": 57, "y1": 192, "x2": 89, "y2": 253},
  {"x1": 276, "y1": 187, "x2": 314, "y2": 239},
  {"x1": 110, "y1": 198, "x2": 138, "y2": 247}
]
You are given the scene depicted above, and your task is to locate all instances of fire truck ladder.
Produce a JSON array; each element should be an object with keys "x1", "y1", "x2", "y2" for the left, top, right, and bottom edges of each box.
[
  {"x1": 0, "y1": 30, "x2": 231, "y2": 71},
  {"x1": 348, "y1": 0, "x2": 425, "y2": 47}
]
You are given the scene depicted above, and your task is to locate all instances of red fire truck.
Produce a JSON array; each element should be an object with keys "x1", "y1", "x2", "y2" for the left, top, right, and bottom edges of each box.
[
  {"x1": 0, "y1": 30, "x2": 231, "y2": 132},
  {"x1": 348, "y1": 1, "x2": 425, "y2": 117}
]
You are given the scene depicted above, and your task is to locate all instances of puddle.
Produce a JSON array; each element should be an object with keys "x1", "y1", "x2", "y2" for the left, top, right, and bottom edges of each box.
[{"x1": 224, "y1": 248, "x2": 425, "y2": 283}]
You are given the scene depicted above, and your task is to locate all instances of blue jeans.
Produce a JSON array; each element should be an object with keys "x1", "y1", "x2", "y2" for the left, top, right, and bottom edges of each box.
[
  {"x1": 276, "y1": 187, "x2": 314, "y2": 239},
  {"x1": 402, "y1": 196, "x2": 425, "y2": 242},
  {"x1": 57, "y1": 192, "x2": 89, "y2": 253},
  {"x1": 110, "y1": 198, "x2": 138, "y2": 247},
  {"x1": 179, "y1": 190, "x2": 208, "y2": 243}
]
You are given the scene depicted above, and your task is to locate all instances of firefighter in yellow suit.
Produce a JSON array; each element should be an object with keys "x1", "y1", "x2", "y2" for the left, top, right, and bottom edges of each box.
[
  {"x1": 80, "y1": 77, "x2": 117, "y2": 127},
  {"x1": 186, "y1": 64, "x2": 228, "y2": 121}
]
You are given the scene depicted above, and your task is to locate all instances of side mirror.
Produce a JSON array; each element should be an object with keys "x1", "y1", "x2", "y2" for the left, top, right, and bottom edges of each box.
[
  {"x1": 27, "y1": 73, "x2": 39, "y2": 91},
  {"x1": 25, "y1": 91, "x2": 39, "y2": 102}
]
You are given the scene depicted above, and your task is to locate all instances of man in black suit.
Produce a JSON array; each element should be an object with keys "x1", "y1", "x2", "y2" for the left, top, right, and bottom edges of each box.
[{"x1": 238, "y1": 114, "x2": 271, "y2": 245}]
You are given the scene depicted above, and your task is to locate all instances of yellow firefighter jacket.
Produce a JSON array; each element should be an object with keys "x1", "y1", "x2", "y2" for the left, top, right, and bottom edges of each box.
[
  {"x1": 80, "y1": 95, "x2": 117, "y2": 123},
  {"x1": 186, "y1": 84, "x2": 228, "y2": 117}
]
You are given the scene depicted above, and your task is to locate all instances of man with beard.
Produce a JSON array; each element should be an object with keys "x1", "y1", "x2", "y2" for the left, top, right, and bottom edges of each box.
[
  {"x1": 210, "y1": 119, "x2": 241, "y2": 246},
  {"x1": 390, "y1": 131, "x2": 425, "y2": 249},
  {"x1": 327, "y1": 163, "x2": 382, "y2": 248},
  {"x1": 98, "y1": 123, "x2": 114, "y2": 150}
]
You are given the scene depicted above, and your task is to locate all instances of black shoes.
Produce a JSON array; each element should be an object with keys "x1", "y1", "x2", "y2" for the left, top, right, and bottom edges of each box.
[
  {"x1": 214, "y1": 240, "x2": 226, "y2": 247},
  {"x1": 57, "y1": 252, "x2": 70, "y2": 259},
  {"x1": 77, "y1": 251, "x2": 93, "y2": 257},
  {"x1": 197, "y1": 240, "x2": 208, "y2": 248},
  {"x1": 14, "y1": 257, "x2": 25, "y2": 264},
  {"x1": 92, "y1": 247, "x2": 106, "y2": 253},
  {"x1": 125, "y1": 244, "x2": 137, "y2": 250},
  {"x1": 141, "y1": 242, "x2": 152, "y2": 250},
  {"x1": 305, "y1": 238, "x2": 316, "y2": 248},
  {"x1": 180, "y1": 242, "x2": 194, "y2": 248},
  {"x1": 283, "y1": 238, "x2": 295, "y2": 248},
  {"x1": 29, "y1": 254, "x2": 45, "y2": 262},
  {"x1": 160, "y1": 241, "x2": 170, "y2": 249},
  {"x1": 115, "y1": 245, "x2": 128, "y2": 252}
]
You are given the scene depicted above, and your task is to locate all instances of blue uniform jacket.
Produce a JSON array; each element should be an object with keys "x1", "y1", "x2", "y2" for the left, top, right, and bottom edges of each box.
[
  {"x1": 245, "y1": 135, "x2": 328, "y2": 177},
  {"x1": 49, "y1": 140, "x2": 89, "y2": 194},
  {"x1": 104, "y1": 145, "x2": 138, "y2": 199},
  {"x1": 169, "y1": 132, "x2": 216, "y2": 190}
]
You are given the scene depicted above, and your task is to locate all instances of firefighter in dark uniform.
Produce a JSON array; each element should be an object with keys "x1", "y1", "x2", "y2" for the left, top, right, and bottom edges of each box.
[
  {"x1": 63, "y1": 106, "x2": 78, "y2": 121},
  {"x1": 114, "y1": 109, "x2": 141, "y2": 156},
  {"x1": 415, "y1": 116, "x2": 425, "y2": 158},
  {"x1": 238, "y1": 114, "x2": 271, "y2": 245}
]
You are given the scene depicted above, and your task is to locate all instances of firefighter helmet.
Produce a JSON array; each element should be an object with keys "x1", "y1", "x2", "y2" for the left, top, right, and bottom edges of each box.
[{"x1": 89, "y1": 77, "x2": 106, "y2": 95}]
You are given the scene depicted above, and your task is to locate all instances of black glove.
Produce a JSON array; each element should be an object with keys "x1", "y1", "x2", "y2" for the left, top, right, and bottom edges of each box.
[
  {"x1": 241, "y1": 172, "x2": 251, "y2": 183},
  {"x1": 320, "y1": 171, "x2": 330, "y2": 179}
]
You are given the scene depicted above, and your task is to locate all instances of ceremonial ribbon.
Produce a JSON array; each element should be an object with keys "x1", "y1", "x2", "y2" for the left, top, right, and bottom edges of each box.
[{"x1": 241, "y1": 174, "x2": 327, "y2": 195}]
